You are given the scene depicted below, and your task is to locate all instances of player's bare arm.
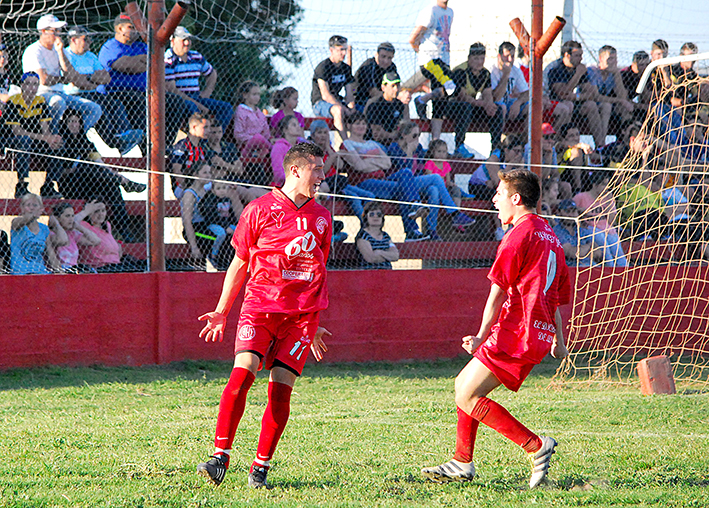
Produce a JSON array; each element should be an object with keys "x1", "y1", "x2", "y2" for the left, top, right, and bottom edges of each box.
[
  {"x1": 199, "y1": 255, "x2": 249, "y2": 342},
  {"x1": 462, "y1": 283, "x2": 506, "y2": 354},
  {"x1": 551, "y1": 308, "x2": 568, "y2": 359},
  {"x1": 311, "y1": 327, "x2": 331, "y2": 362}
]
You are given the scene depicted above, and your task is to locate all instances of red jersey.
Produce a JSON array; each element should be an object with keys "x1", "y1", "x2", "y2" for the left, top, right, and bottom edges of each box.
[
  {"x1": 487, "y1": 214, "x2": 571, "y2": 364},
  {"x1": 232, "y1": 189, "x2": 332, "y2": 314}
]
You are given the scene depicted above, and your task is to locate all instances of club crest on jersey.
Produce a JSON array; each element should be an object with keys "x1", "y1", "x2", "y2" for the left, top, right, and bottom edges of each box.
[
  {"x1": 316, "y1": 216, "x2": 327, "y2": 234},
  {"x1": 271, "y1": 210, "x2": 285, "y2": 228},
  {"x1": 238, "y1": 324, "x2": 256, "y2": 340}
]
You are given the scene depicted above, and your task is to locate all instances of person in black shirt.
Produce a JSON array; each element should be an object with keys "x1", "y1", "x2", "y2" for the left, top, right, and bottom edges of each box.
[
  {"x1": 354, "y1": 42, "x2": 398, "y2": 111},
  {"x1": 311, "y1": 35, "x2": 355, "y2": 144},
  {"x1": 365, "y1": 71, "x2": 409, "y2": 145},
  {"x1": 620, "y1": 51, "x2": 651, "y2": 121}
]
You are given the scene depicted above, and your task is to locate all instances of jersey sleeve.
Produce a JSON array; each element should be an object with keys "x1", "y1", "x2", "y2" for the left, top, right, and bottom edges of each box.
[{"x1": 231, "y1": 203, "x2": 259, "y2": 261}]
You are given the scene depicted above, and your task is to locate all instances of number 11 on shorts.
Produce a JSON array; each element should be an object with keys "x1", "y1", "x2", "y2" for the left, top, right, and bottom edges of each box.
[{"x1": 289, "y1": 340, "x2": 307, "y2": 360}]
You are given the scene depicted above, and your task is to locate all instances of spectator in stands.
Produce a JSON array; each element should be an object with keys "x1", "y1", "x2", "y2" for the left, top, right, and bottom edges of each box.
[
  {"x1": 468, "y1": 134, "x2": 525, "y2": 201},
  {"x1": 197, "y1": 180, "x2": 240, "y2": 270},
  {"x1": 542, "y1": 178, "x2": 561, "y2": 212},
  {"x1": 354, "y1": 42, "x2": 398, "y2": 112},
  {"x1": 22, "y1": 14, "x2": 102, "y2": 134},
  {"x1": 78, "y1": 197, "x2": 143, "y2": 272},
  {"x1": 233, "y1": 80, "x2": 272, "y2": 159},
  {"x1": 171, "y1": 112, "x2": 211, "y2": 198},
  {"x1": 530, "y1": 46, "x2": 572, "y2": 132},
  {"x1": 555, "y1": 123, "x2": 596, "y2": 193},
  {"x1": 406, "y1": 0, "x2": 455, "y2": 119},
  {"x1": 309, "y1": 119, "x2": 374, "y2": 223},
  {"x1": 49, "y1": 201, "x2": 101, "y2": 273},
  {"x1": 649, "y1": 39, "x2": 671, "y2": 102},
  {"x1": 56, "y1": 109, "x2": 143, "y2": 242},
  {"x1": 491, "y1": 42, "x2": 529, "y2": 127},
  {"x1": 5, "y1": 72, "x2": 64, "y2": 199},
  {"x1": 365, "y1": 71, "x2": 410, "y2": 145},
  {"x1": 574, "y1": 169, "x2": 628, "y2": 267},
  {"x1": 311, "y1": 35, "x2": 355, "y2": 145},
  {"x1": 271, "y1": 115, "x2": 307, "y2": 187},
  {"x1": 355, "y1": 201, "x2": 399, "y2": 269},
  {"x1": 620, "y1": 50, "x2": 651, "y2": 120},
  {"x1": 10, "y1": 192, "x2": 57, "y2": 274},
  {"x1": 62, "y1": 25, "x2": 143, "y2": 155},
  {"x1": 552, "y1": 199, "x2": 594, "y2": 266},
  {"x1": 668, "y1": 43, "x2": 702, "y2": 108},
  {"x1": 205, "y1": 123, "x2": 244, "y2": 181},
  {"x1": 388, "y1": 121, "x2": 476, "y2": 240},
  {"x1": 548, "y1": 40, "x2": 607, "y2": 148},
  {"x1": 181, "y1": 162, "x2": 213, "y2": 263},
  {"x1": 524, "y1": 123, "x2": 563, "y2": 190},
  {"x1": 165, "y1": 26, "x2": 233, "y2": 132},
  {"x1": 597, "y1": 120, "x2": 642, "y2": 168},
  {"x1": 587, "y1": 45, "x2": 632, "y2": 136},
  {"x1": 424, "y1": 139, "x2": 461, "y2": 207},
  {"x1": 269, "y1": 87, "x2": 305, "y2": 131},
  {"x1": 98, "y1": 14, "x2": 189, "y2": 148},
  {"x1": 449, "y1": 43, "x2": 504, "y2": 154},
  {"x1": 616, "y1": 170, "x2": 668, "y2": 240}
]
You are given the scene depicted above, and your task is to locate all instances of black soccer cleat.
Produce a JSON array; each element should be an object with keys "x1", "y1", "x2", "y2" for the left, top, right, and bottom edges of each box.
[
  {"x1": 197, "y1": 454, "x2": 228, "y2": 486},
  {"x1": 248, "y1": 464, "x2": 273, "y2": 489}
]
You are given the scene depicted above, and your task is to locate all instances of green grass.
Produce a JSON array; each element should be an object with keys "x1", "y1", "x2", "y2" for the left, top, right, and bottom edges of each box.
[{"x1": 1, "y1": 358, "x2": 708, "y2": 507}]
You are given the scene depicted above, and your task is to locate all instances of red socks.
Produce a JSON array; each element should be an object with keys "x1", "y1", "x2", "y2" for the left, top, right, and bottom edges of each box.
[
  {"x1": 214, "y1": 367, "x2": 256, "y2": 454},
  {"x1": 454, "y1": 406, "x2": 480, "y2": 463},
  {"x1": 255, "y1": 381, "x2": 293, "y2": 465},
  {"x1": 471, "y1": 397, "x2": 542, "y2": 453}
]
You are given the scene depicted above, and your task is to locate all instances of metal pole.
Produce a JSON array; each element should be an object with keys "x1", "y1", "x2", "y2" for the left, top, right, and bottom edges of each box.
[{"x1": 530, "y1": 0, "x2": 544, "y2": 212}]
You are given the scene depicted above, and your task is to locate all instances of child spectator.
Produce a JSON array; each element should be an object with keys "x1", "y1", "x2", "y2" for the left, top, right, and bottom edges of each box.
[
  {"x1": 355, "y1": 201, "x2": 399, "y2": 270},
  {"x1": 424, "y1": 139, "x2": 461, "y2": 207},
  {"x1": 269, "y1": 87, "x2": 305, "y2": 132},
  {"x1": 233, "y1": 81, "x2": 272, "y2": 159},
  {"x1": 270, "y1": 115, "x2": 306, "y2": 186},
  {"x1": 556, "y1": 123, "x2": 597, "y2": 193},
  {"x1": 198, "y1": 180, "x2": 240, "y2": 270},
  {"x1": 171, "y1": 112, "x2": 211, "y2": 199},
  {"x1": 180, "y1": 162, "x2": 214, "y2": 263},
  {"x1": 10, "y1": 192, "x2": 59, "y2": 274},
  {"x1": 78, "y1": 197, "x2": 143, "y2": 272},
  {"x1": 49, "y1": 201, "x2": 101, "y2": 273}
]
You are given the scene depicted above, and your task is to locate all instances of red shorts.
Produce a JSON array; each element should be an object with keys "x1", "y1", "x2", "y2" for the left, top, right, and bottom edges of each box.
[
  {"x1": 474, "y1": 340, "x2": 535, "y2": 392},
  {"x1": 235, "y1": 311, "x2": 320, "y2": 376}
]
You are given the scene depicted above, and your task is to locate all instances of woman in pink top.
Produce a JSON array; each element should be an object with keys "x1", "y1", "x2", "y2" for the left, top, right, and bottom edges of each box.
[
  {"x1": 270, "y1": 115, "x2": 306, "y2": 187},
  {"x1": 233, "y1": 81, "x2": 272, "y2": 159},
  {"x1": 424, "y1": 139, "x2": 461, "y2": 207},
  {"x1": 79, "y1": 198, "x2": 144, "y2": 272},
  {"x1": 49, "y1": 202, "x2": 101, "y2": 273},
  {"x1": 269, "y1": 86, "x2": 305, "y2": 133}
]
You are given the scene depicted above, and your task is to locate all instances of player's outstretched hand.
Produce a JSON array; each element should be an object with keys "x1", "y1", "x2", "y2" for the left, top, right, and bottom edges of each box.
[
  {"x1": 462, "y1": 335, "x2": 484, "y2": 355},
  {"x1": 198, "y1": 312, "x2": 227, "y2": 343},
  {"x1": 311, "y1": 327, "x2": 331, "y2": 362},
  {"x1": 551, "y1": 339, "x2": 568, "y2": 359}
]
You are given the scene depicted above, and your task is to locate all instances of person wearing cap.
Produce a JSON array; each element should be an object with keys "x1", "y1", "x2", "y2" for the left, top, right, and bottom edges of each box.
[
  {"x1": 4, "y1": 72, "x2": 65, "y2": 198},
  {"x1": 22, "y1": 14, "x2": 102, "y2": 134},
  {"x1": 365, "y1": 71, "x2": 409, "y2": 145},
  {"x1": 63, "y1": 26, "x2": 144, "y2": 156},
  {"x1": 353, "y1": 42, "x2": 398, "y2": 112},
  {"x1": 311, "y1": 35, "x2": 355, "y2": 146},
  {"x1": 99, "y1": 14, "x2": 190, "y2": 148},
  {"x1": 491, "y1": 42, "x2": 529, "y2": 125},
  {"x1": 165, "y1": 26, "x2": 233, "y2": 132}
]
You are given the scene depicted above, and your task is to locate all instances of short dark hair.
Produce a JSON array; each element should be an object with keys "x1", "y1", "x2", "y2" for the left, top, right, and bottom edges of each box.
[
  {"x1": 589, "y1": 169, "x2": 613, "y2": 187},
  {"x1": 377, "y1": 42, "x2": 395, "y2": 54},
  {"x1": 283, "y1": 142, "x2": 324, "y2": 174},
  {"x1": 652, "y1": 39, "x2": 669, "y2": 53},
  {"x1": 599, "y1": 45, "x2": 616, "y2": 57},
  {"x1": 362, "y1": 201, "x2": 385, "y2": 228},
  {"x1": 561, "y1": 40, "x2": 582, "y2": 56},
  {"x1": 345, "y1": 110, "x2": 366, "y2": 126},
  {"x1": 499, "y1": 170, "x2": 540, "y2": 209},
  {"x1": 681, "y1": 42, "x2": 698, "y2": 54},
  {"x1": 469, "y1": 42, "x2": 486, "y2": 56},
  {"x1": 498, "y1": 41, "x2": 515, "y2": 55},
  {"x1": 632, "y1": 50, "x2": 649, "y2": 63},
  {"x1": 329, "y1": 35, "x2": 348, "y2": 47}
]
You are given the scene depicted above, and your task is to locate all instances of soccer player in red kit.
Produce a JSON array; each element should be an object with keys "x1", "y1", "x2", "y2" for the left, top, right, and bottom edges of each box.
[
  {"x1": 196, "y1": 142, "x2": 332, "y2": 488},
  {"x1": 422, "y1": 169, "x2": 571, "y2": 488}
]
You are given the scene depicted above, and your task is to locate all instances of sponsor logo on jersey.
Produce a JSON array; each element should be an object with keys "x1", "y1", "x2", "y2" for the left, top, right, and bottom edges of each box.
[
  {"x1": 285, "y1": 231, "x2": 317, "y2": 259},
  {"x1": 316, "y1": 216, "x2": 327, "y2": 234},
  {"x1": 238, "y1": 324, "x2": 256, "y2": 340},
  {"x1": 271, "y1": 210, "x2": 285, "y2": 228},
  {"x1": 282, "y1": 270, "x2": 314, "y2": 281}
]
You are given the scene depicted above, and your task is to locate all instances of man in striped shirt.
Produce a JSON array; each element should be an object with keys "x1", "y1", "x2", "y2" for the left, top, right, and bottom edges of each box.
[{"x1": 164, "y1": 26, "x2": 233, "y2": 132}]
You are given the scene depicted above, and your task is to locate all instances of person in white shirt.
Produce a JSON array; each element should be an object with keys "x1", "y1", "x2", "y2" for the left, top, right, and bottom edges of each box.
[{"x1": 491, "y1": 42, "x2": 530, "y2": 124}]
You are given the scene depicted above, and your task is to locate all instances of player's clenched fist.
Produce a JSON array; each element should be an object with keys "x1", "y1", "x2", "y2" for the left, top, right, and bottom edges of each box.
[
  {"x1": 198, "y1": 311, "x2": 227, "y2": 342},
  {"x1": 461, "y1": 335, "x2": 484, "y2": 355}
]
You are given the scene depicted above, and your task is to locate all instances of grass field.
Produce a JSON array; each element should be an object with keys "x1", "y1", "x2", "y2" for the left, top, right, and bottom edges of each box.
[{"x1": 1, "y1": 357, "x2": 708, "y2": 508}]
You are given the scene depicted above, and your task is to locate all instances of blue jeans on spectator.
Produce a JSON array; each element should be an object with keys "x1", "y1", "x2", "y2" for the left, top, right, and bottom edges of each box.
[
  {"x1": 78, "y1": 91, "x2": 133, "y2": 141},
  {"x1": 41, "y1": 91, "x2": 102, "y2": 133},
  {"x1": 13, "y1": 135, "x2": 63, "y2": 182},
  {"x1": 185, "y1": 93, "x2": 233, "y2": 132},
  {"x1": 335, "y1": 184, "x2": 374, "y2": 221},
  {"x1": 313, "y1": 99, "x2": 337, "y2": 118},
  {"x1": 358, "y1": 177, "x2": 420, "y2": 234},
  {"x1": 415, "y1": 173, "x2": 458, "y2": 233},
  {"x1": 593, "y1": 227, "x2": 628, "y2": 267},
  {"x1": 208, "y1": 224, "x2": 234, "y2": 259}
]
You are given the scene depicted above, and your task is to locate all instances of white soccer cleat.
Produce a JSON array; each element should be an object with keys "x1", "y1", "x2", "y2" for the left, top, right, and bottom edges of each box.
[
  {"x1": 421, "y1": 459, "x2": 475, "y2": 484},
  {"x1": 529, "y1": 436, "x2": 557, "y2": 488}
]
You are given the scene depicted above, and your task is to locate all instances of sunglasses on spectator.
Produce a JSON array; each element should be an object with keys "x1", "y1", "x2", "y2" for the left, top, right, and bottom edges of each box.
[{"x1": 367, "y1": 211, "x2": 383, "y2": 217}]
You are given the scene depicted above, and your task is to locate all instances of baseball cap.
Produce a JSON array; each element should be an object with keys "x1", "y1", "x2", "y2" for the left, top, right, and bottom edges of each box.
[
  {"x1": 377, "y1": 42, "x2": 395, "y2": 53},
  {"x1": 382, "y1": 71, "x2": 401, "y2": 85},
  {"x1": 541, "y1": 122, "x2": 556, "y2": 136},
  {"x1": 329, "y1": 35, "x2": 348, "y2": 47},
  {"x1": 37, "y1": 14, "x2": 67, "y2": 31},
  {"x1": 114, "y1": 14, "x2": 133, "y2": 27},
  {"x1": 21, "y1": 71, "x2": 40, "y2": 83},
  {"x1": 67, "y1": 26, "x2": 90, "y2": 38},
  {"x1": 172, "y1": 26, "x2": 192, "y2": 39}
]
